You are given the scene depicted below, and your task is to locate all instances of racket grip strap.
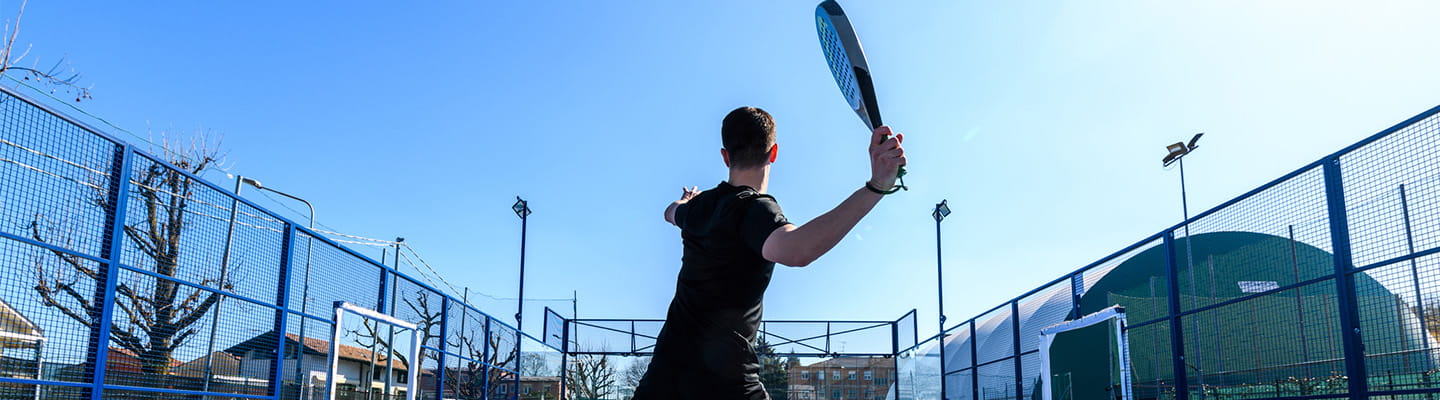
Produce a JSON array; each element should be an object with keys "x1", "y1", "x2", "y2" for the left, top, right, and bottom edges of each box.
[{"x1": 865, "y1": 180, "x2": 904, "y2": 195}]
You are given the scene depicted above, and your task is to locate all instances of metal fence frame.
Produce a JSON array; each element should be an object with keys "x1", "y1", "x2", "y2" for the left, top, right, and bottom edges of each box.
[
  {"x1": 0, "y1": 84, "x2": 567, "y2": 399},
  {"x1": 933, "y1": 103, "x2": 1440, "y2": 400},
  {"x1": 7, "y1": 70, "x2": 1440, "y2": 400}
]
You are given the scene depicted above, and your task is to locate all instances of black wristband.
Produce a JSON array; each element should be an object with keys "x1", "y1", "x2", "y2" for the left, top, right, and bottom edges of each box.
[{"x1": 865, "y1": 181, "x2": 901, "y2": 195}]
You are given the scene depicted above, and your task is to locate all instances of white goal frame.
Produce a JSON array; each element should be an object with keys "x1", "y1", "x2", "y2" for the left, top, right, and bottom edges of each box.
[
  {"x1": 1038, "y1": 305, "x2": 1133, "y2": 400},
  {"x1": 327, "y1": 301, "x2": 423, "y2": 400}
]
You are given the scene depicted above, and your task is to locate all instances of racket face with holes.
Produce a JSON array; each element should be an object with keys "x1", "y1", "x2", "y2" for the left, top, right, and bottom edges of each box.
[{"x1": 816, "y1": 0, "x2": 882, "y2": 130}]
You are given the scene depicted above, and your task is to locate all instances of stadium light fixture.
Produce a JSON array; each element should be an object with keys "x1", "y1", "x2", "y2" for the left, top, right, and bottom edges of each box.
[
  {"x1": 512, "y1": 196, "x2": 532, "y2": 219},
  {"x1": 1161, "y1": 133, "x2": 1203, "y2": 167},
  {"x1": 932, "y1": 199, "x2": 950, "y2": 223}
]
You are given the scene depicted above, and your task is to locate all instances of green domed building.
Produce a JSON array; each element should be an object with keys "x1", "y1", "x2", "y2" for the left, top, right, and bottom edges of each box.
[{"x1": 1040, "y1": 231, "x2": 1436, "y2": 400}]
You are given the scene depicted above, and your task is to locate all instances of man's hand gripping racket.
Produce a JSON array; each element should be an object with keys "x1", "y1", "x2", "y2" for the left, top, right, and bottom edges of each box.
[
  {"x1": 868, "y1": 126, "x2": 906, "y2": 191},
  {"x1": 816, "y1": 0, "x2": 907, "y2": 192}
]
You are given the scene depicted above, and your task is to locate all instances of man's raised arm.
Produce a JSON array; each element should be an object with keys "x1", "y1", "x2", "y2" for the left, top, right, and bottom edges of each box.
[
  {"x1": 664, "y1": 186, "x2": 702, "y2": 227},
  {"x1": 762, "y1": 126, "x2": 907, "y2": 267}
]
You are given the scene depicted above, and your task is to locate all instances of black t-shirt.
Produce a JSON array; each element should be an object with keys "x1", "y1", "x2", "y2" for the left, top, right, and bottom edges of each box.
[{"x1": 651, "y1": 181, "x2": 790, "y2": 377}]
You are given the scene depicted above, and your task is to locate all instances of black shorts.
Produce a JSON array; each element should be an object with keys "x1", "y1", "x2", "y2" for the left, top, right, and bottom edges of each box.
[{"x1": 631, "y1": 332, "x2": 770, "y2": 400}]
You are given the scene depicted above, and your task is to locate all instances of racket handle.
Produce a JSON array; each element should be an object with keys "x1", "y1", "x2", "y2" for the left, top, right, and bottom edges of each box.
[{"x1": 880, "y1": 133, "x2": 908, "y2": 191}]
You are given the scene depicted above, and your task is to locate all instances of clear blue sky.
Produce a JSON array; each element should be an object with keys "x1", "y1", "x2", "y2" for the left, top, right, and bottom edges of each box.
[{"x1": 15, "y1": 1, "x2": 1440, "y2": 341}]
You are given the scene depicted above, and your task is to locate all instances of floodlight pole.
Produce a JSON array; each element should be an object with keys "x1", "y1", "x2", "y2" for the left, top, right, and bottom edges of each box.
[
  {"x1": 1179, "y1": 157, "x2": 1190, "y2": 228},
  {"x1": 1163, "y1": 134, "x2": 1202, "y2": 400},
  {"x1": 514, "y1": 197, "x2": 532, "y2": 331},
  {"x1": 933, "y1": 199, "x2": 950, "y2": 400}
]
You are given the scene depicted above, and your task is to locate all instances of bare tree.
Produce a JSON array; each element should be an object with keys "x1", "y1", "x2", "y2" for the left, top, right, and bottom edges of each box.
[
  {"x1": 487, "y1": 329, "x2": 522, "y2": 400},
  {"x1": 345, "y1": 287, "x2": 447, "y2": 379},
  {"x1": 30, "y1": 131, "x2": 225, "y2": 386},
  {"x1": 568, "y1": 349, "x2": 617, "y2": 400},
  {"x1": 441, "y1": 317, "x2": 520, "y2": 400},
  {"x1": 621, "y1": 357, "x2": 649, "y2": 388},
  {"x1": 519, "y1": 352, "x2": 553, "y2": 377},
  {"x1": 0, "y1": 0, "x2": 92, "y2": 101}
]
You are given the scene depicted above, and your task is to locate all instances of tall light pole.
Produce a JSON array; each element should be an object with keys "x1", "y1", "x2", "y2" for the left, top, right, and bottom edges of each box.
[
  {"x1": 512, "y1": 197, "x2": 532, "y2": 331},
  {"x1": 236, "y1": 176, "x2": 316, "y2": 396},
  {"x1": 241, "y1": 177, "x2": 317, "y2": 314},
  {"x1": 205, "y1": 176, "x2": 317, "y2": 393},
  {"x1": 1163, "y1": 133, "x2": 1202, "y2": 398},
  {"x1": 511, "y1": 196, "x2": 530, "y2": 400},
  {"x1": 932, "y1": 199, "x2": 951, "y2": 400}
]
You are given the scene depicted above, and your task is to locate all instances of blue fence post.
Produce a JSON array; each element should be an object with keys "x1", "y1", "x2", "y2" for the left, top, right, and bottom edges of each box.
[
  {"x1": 378, "y1": 265, "x2": 390, "y2": 314},
  {"x1": 437, "y1": 297, "x2": 450, "y2": 400},
  {"x1": 483, "y1": 316, "x2": 492, "y2": 399},
  {"x1": 1322, "y1": 157, "x2": 1368, "y2": 400},
  {"x1": 1164, "y1": 232, "x2": 1189, "y2": 400},
  {"x1": 268, "y1": 224, "x2": 296, "y2": 400},
  {"x1": 88, "y1": 143, "x2": 134, "y2": 400},
  {"x1": 1012, "y1": 302, "x2": 1022, "y2": 400},
  {"x1": 560, "y1": 315, "x2": 569, "y2": 400}
]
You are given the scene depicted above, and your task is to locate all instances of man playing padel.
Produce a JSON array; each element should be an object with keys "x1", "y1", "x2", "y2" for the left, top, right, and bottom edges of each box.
[{"x1": 632, "y1": 106, "x2": 907, "y2": 399}]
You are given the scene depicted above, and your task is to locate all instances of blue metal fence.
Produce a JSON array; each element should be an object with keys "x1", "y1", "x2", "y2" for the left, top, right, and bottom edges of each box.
[
  {"x1": 899, "y1": 103, "x2": 1440, "y2": 400},
  {"x1": 0, "y1": 85, "x2": 565, "y2": 399}
]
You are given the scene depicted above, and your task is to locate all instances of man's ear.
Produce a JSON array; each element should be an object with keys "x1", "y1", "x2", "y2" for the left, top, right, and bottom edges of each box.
[
  {"x1": 721, "y1": 148, "x2": 732, "y2": 168},
  {"x1": 768, "y1": 144, "x2": 778, "y2": 164}
]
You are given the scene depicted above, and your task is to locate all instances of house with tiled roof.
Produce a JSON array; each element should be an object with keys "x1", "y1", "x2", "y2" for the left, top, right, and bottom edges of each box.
[
  {"x1": 223, "y1": 330, "x2": 427, "y2": 399},
  {"x1": 0, "y1": 297, "x2": 44, "y2": 380}
]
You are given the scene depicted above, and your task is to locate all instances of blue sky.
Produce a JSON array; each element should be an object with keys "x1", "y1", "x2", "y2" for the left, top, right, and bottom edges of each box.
[{"x1": 14, "y1": 0, "x2": 1440, "y2": 341}]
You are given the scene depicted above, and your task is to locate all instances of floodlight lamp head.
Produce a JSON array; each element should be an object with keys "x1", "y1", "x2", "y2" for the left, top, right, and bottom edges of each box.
[
  {"x1": 1188, "y1": 133, "x2": 1204, "y2": 150},
  {"x1": 933, "y1": 199, "x2": 951, "y2": 222},
  {"x1": 512, "y1": 197, "x2": 531, "y2": 218},
  {"x1": 1162, "y1": 142, "x2": 1188, "y2": 166}
]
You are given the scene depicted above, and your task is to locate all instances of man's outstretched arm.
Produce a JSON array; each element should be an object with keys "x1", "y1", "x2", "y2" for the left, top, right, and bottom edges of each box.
[
  {"x1": 664, "y1": 186, "x2": 702, "y2": 227},
  {"x1": 763, "y1": 126, "x2": 907, "y2": 267}
]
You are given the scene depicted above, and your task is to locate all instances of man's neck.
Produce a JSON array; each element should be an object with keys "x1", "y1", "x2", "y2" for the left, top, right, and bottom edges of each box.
[{"x1": 727, "y1": 165, "x2": 769, "y2": 194}]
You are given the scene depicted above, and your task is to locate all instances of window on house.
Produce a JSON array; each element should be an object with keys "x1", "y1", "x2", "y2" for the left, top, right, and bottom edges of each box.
[
  {"x1": 833, "y1": 371, "x2": 841, "y2": 380},
  {"x1": 523, "y1": 386, "x2": 531, "y2": 394},
  {"x1": 818, "y1": 372, "x2": 825, "y2": 380},
  {"x1": 864, "y1": 370, "x2": 873, "y2": 381},
  {"x1": 801, "y1": 371, "x2": 809, "y2": 380},
  {"x1": 848, "y1": 371, "x2": 856, "y2": 380},
  {"x1": 831, "y1": 389, "x2": 841, "y2": 399}
]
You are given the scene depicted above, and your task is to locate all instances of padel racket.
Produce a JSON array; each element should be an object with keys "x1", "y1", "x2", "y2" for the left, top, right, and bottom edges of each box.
[{"x1": 816, "y1": 0, "x2": 906, "y2": 191}]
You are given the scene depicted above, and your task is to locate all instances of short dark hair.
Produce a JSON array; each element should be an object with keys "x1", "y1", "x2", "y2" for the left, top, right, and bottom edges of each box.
[{"x1": 721, "y1": 106, "x2": 776, "y2": 169}]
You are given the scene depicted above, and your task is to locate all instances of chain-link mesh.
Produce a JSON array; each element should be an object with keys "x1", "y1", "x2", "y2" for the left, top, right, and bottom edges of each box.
[{"x1": 0, "y1": 86, "x2": 557, "y2": 399}]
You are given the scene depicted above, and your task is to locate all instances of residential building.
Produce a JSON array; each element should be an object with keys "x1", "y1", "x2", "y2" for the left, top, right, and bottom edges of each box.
[{"x1": 787, "y1": 357, "x2": 894, "y2": 400}]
